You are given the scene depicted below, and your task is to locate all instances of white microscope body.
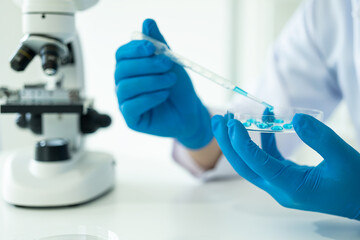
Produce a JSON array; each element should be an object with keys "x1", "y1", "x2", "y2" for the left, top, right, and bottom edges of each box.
[{"x1": 1, "y1": 0, "x2": 115, "y2": 207}]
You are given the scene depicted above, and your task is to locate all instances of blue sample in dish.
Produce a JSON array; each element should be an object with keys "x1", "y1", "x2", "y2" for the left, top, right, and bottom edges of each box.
[
  {"x1": 256, "y1": 122, "x2": 270, "y2": 129},
  {"x1": 265, "y1": 122, "x2": 274, "y2": 127},
  {"x1": 274, "y1": 119, "x2": 285, "y2": 124},
  {"x1": 271, "y1": 126, "x2": 283, "y2": 131},
  {"x1": 247, "y1": 118, "x2": 257, "y2": 123},
  {"x1": 245, "y1": 117, "x2": 295, "y2": 132},
  {"x1": 243, "y1": 121, "x2": 252, "y2": 127},
  {"x1": 262, "y1": 114, "x2": 275, "y2": 123},
  {"x1": 283, "y1": 123, "x2": 293, "y2": 129}
]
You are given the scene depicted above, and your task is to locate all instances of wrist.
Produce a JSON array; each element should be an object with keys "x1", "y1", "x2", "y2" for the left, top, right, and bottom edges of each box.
[
  {"x1": 177, "y1": 103, "x2": 213, "y2": 150},
  {"x1": 187, "y1": 137, "x2": 222, "y2": 170}
]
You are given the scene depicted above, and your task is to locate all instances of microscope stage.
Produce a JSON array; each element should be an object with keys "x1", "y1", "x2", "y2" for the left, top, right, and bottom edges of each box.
[{"x1": 0, "y1": 100, "x2": 84, "y2": 113}]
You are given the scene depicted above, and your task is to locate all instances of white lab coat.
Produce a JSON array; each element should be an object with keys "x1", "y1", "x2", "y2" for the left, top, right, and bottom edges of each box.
[{"x1": 173, "y1": 0, "x2": 360, "y2": 180}]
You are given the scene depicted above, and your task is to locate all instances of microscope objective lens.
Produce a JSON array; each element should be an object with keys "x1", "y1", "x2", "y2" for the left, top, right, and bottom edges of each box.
[{"x1": 10, "y1": 45, "x2": 36, "y2": 71}]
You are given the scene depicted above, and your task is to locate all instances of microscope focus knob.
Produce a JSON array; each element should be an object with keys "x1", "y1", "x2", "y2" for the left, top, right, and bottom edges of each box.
[
  {"x1": 81, "y1": 108, "x2": 112, "y2": 134},
  {"x1": 35, "y1": 138, "x2": 71, "y2": 162}
]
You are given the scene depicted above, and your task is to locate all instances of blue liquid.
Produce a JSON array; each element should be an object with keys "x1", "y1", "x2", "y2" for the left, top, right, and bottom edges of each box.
[
  {"x1": 256, "y1": 122, "x2": 270, "y2": 129},
  {"x1": 264, "y1": 117, "x2": 275, "y2": 123},
  {"x1": 283, "y1": 123, "x2": 293, "y2": 129},
  {"x1": 243, "y1": 122, "x2": 252, "y2": 127},
  {"x1": 233, "y1": 87, "x2": 247, "y2": 96},
  {"x1": 265, "y1": 105, "x2": 274, "y2": 113},
  {"x1": 247, "y1": 118, "x2": 257, "y2": 123},
  {"x1": 271, "y1": 126, "x2": 283, "y2": 131},
  {"x1": 233, "y1": 87, "x2": 274, "y2": 111},
  {"x1": 274, "y1": 119, "x2": 284, "y2": 124}
]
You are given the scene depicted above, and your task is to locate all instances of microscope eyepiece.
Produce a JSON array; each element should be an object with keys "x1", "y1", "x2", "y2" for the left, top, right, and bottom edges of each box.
[
  {"x1": 40, "y1": 44, "x2": 61, "y2": 76},
  {"x1": 10, "y1": 45, "x2": 36, "y2": 72}
]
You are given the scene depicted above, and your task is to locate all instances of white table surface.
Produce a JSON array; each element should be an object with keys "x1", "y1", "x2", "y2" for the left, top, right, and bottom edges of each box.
[{"x1": 0, "y1": 140, "x2": 360, "y2": 240}]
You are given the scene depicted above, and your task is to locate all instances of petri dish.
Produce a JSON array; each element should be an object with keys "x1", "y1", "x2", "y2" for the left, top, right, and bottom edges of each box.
[
  {"x1": 226, "y1": 107, "x2": 323, "y2": 133},
  {"x1": 40, "y1": 235, "x2": 108, "y2": 240},
  {"x1": 27, "y1": 226, "x2": 120, "y2": 240}
]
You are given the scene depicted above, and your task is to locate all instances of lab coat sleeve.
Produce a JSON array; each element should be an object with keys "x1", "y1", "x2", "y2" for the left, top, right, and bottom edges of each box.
[
  {"x1": 172, "y1": 140, "x2": 239, "y2": 181},
  {"x1": 172, "y1": 0, "x2": 343, "y2": 180},
  {"x1": 172, "y1": 124, "x2": 262, "y2": 181}
]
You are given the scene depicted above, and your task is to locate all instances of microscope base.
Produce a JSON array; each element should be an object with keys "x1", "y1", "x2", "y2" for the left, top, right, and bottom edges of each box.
[{"x1": 2, "y1": 150, "x2": 115, "y2": 207}]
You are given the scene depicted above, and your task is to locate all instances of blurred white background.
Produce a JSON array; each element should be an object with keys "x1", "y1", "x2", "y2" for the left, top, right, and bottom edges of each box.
[{"x1": 0, "y1": 0, "x2": 356, "y2": 163}]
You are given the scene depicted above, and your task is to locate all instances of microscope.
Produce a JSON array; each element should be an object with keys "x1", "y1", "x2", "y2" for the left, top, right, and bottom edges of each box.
[{"x1": 0, "y1": 0, "x2": 115, "y2": 207}]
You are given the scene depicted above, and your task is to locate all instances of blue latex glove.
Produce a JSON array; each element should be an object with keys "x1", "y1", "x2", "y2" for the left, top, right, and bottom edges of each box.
[
  {"x1": 114, "y1": 19, "x2": 212, "y2": 149},
  {"x1": 212, "y1": 113, "x2": 360, "y2": 220}
]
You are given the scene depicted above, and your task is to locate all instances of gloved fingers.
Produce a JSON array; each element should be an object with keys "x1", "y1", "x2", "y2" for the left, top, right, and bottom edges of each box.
[
  {"x1": 261, "y1": 133, "x2": 285, "y2": 161},
  {"x1": 260, "y1": 108, "x2": 285, "y2": 160},
  {"x1": 262, "y1": 107, "x2": 275, "y2": 122},
  {"x1": 115, "y1": 55, "x2": 174, "y2": 80},
  {"x1": 142, "y1": 19, "x2": 167, "y2": 45},
  {"x1": 116, "y1": 73, "x2": 177, "y2": 103},
  {"x1": 293, "y1": 114, "x2": 358, "y2": 167},
  {"x1": 120, "y1": 90, "x2": 170, "y2": 121},
  {"x1": 227, "y1": 119, "x2": 298, "y2": 187},
  {"x1": 211, "y1": 115, "x2": 265, "y2": 188},
  {"x1": 115, "y1": 40, "x2": 156, "y2": 62}
]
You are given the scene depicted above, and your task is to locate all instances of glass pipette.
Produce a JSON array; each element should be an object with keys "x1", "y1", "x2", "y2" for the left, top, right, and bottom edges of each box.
[{"x1": 132, "y1": 32, "x2": 274, "y2": 111}]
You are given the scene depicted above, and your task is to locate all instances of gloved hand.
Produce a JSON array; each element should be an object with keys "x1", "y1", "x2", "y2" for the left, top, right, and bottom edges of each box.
[
  {"x1": 114, "y1": 19, "x2": 212, "y2": 149},
  {"x1": 212, "y1": 113, "x2": 360, "y2": 220}
]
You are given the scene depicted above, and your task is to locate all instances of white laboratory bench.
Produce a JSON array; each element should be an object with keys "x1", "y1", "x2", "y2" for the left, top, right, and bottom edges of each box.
[{"x1": 0, "y1": 135, "x2": 360, "y2": 240}]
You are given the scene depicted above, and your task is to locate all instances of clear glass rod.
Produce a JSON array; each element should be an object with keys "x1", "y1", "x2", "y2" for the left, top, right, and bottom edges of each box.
[{"x1": 132, "y1": 32, "x2": 274, "y2": 111}]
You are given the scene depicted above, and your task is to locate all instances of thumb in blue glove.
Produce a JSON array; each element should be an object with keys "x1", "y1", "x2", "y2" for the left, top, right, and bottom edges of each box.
[
  {"x1": 212, "y1": 113, "x2": 360, "y2": 220},
  {"x1": 115, "y1": 19, "x2": 213, "y2": 149}
]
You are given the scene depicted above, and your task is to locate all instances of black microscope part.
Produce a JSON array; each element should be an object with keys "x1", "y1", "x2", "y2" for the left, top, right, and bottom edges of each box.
[
  {"x1": 15, "y1": 113, "x2": 29, "y2": 129},
  {"x1": 81, "y1": 108, "x2": 112, "y2": 134},
  {"x1": 40, "y1": 44, "x2": 60, "y2": 76},
  {"x1": 14, "y1": 108, "x2": 111, "y2": 135},
  {"x1": 35, "y1": 138, "x2": 71, "y2": 162},
  {"x1": 10, "y1": 45, "x2": 36, "y2": 71},
  {"x1": 16, "y1": 113, "x2": 42, "y2": 135}
]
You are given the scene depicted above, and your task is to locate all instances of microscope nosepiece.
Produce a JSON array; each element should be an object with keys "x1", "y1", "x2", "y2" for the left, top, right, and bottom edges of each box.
[
  {"x1": 10, "y1": 45, "x2": 36, "y2": 72},
  {"x1": 40, "y1": 44, "x2": 61, "y2": 76}
]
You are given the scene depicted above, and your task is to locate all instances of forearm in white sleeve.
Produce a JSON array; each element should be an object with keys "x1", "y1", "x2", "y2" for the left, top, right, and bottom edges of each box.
[{"x1": 172, "y1": 140, "x2": 238, "y2": 181}]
